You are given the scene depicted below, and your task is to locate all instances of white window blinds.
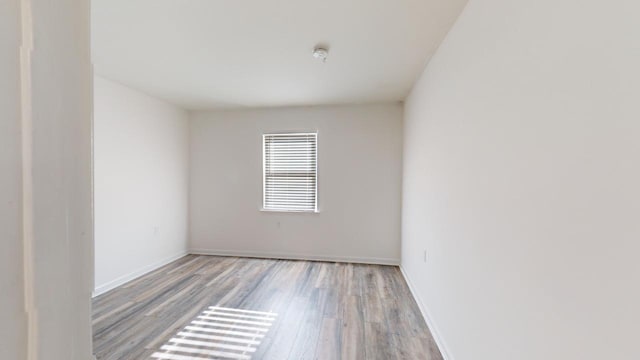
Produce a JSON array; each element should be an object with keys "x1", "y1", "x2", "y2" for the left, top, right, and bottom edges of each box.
[{"x1": 263, "y1": 133, "x2": 317, "y2": 212}]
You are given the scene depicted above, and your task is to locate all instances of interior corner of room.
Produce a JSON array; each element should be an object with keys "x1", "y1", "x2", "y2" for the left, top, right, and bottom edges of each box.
[{"x1": 93, "y1": 76, "x2": 405, "y2": 297}]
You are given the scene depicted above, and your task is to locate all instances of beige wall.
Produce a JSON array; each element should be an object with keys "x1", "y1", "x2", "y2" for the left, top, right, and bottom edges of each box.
[
  {"x1": 94, "y1": 76, "x2": 189, "y2": 295},
  {"x1": 0, "y1": 0, "x2": 93, "y2": 358},
  {"x1": 402, "y1": 0, "x2": 640, "y2": 359},
  {"x1": 0, "y1": 0, "x2": 26, "y2": 358},
  {"x1": 190, "y1": 104, "x2": 403, "y2": 264}
]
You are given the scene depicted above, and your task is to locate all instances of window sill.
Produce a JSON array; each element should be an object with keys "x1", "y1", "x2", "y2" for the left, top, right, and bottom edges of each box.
[{"x1": 260, "y1": 208, "x2": 320, "y2": 214}]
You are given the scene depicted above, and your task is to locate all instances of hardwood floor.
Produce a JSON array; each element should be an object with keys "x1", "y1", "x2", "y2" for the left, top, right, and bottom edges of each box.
[{"x1": 92, "y1": 255, "x2": 442, "y2": 360}]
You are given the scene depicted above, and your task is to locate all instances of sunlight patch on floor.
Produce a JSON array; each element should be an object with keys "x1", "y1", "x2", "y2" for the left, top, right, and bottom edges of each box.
[{"x1": 151, "y1": 306, "x2": 277, "y2": 360}]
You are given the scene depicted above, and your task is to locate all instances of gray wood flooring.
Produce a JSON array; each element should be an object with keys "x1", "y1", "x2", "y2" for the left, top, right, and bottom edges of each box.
[{"x1": 92, "y1": 255, "x2": 442, "y2": 360}]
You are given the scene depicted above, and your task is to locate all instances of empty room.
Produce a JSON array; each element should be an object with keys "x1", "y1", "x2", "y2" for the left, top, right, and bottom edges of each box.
[{"x1": 2, "y1": 0, "x2": 639, "y2": 359}]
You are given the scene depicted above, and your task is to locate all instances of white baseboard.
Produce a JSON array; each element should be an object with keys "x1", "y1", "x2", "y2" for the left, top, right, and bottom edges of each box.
[
  {"x1": 93, "y1": 251, "x2": 188, "y2": 297},
  {"x1": 189, "y1": 248, "x2": 400, "y2": 266},
  {"x1": 400, "y1": 265, "x2": 453, "y2": 360}
]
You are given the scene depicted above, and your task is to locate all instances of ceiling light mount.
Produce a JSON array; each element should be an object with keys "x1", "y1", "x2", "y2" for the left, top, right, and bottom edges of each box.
[{"x1": 312, "y1": 46, "x2": 329, "y2": 63}]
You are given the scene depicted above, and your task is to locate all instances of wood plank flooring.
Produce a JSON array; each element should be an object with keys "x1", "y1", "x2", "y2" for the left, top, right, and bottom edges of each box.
[{"x1": 92, "y1": 255, "x2": 442, "y2": 360}]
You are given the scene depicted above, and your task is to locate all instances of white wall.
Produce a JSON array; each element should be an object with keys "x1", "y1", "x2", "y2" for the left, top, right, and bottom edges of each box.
[
  {"x1": 190, "y1": 104, "x2": 402, "y2": 264},
  {"x1": 402, "y1": 0, "x2": 640, "y2": 359},
  {"x1": 94, "y1": 76, "x2": 189, "y2": 295},
  {"x1": 0, "y1": 1, "x2": 26, "y2": 358},
  {"x1": 30, "y1": 2, "x2": 94, "y2": 356},
  {"x1": 1, "y1": 0, "x2": 93, "y2": 358}
]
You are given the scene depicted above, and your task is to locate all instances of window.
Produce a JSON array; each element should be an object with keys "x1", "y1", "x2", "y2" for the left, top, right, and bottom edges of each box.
[{"x1": 263, "y1": 133, "x2": 317, "y2": 212}]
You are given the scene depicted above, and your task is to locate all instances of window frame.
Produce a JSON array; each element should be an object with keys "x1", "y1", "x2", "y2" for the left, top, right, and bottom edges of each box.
[{"x1": 262, "y1": 132, "x2": 318, "y2": 213}]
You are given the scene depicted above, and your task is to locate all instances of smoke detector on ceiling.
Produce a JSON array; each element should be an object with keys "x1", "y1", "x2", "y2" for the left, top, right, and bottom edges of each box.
[{"x1": 312, "y1": 47, "x2": 329, "y2": 62}]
